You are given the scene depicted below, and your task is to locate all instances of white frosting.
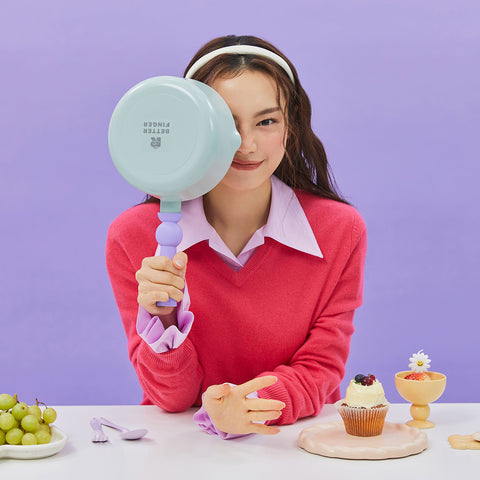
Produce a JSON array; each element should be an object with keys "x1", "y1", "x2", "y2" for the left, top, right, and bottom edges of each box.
[{"x1": 343, "y1": 380, "x2": 390, "y2": 409}]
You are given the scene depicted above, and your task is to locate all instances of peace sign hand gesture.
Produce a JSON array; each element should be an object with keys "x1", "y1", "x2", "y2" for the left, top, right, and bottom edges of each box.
[{"x1": 203, "y1": 376, "x2": 286, "y2": 435}]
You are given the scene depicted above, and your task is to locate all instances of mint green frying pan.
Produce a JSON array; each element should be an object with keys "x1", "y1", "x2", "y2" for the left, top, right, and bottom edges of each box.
[{"x1": 108, "y1": 76, "x2": 241, "y2": 305}]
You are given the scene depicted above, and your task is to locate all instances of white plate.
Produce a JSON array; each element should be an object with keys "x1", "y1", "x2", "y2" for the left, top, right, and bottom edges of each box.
[
  {"x1": 0, "y1": 426, "x2": 68, "y2": 459},
  {"x1": 298, "y1": 421, "x2": 428, "y2": 460}
]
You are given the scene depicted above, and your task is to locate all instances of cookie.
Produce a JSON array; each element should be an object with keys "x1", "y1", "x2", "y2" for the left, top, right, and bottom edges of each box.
[{"x1": 448, "y1": 434, "x2": 480, "y2": 450}]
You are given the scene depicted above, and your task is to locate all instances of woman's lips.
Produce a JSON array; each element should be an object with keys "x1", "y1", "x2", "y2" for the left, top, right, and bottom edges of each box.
[{"x1": 231, "y1": 159, "x2": 263, "y2": 170}]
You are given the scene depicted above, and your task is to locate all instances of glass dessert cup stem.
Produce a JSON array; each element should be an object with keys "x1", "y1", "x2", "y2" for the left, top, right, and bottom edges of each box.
[{"x1": 407, "y1": 403, "x2": 434, "y2": 429}]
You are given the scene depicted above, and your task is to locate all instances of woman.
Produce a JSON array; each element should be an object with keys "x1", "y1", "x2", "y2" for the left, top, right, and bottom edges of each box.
[{"x1": 106, "y1": 35, "x2": 367, "y2": 438}]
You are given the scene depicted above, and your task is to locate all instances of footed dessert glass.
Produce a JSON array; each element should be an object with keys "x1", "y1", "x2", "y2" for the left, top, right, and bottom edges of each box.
[{"x1": 394, "y1": 371, "x2": 446, "y2": 428}]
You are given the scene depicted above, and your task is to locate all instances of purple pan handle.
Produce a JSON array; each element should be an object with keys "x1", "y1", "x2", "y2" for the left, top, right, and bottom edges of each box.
[{"x1": 156, "y1": 211, "x2": 183, "y2": 307}]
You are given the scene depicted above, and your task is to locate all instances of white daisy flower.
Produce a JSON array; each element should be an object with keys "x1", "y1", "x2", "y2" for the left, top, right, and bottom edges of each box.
[{"x1": 408, "y1": 349, "x2": 431, "y2": 372}]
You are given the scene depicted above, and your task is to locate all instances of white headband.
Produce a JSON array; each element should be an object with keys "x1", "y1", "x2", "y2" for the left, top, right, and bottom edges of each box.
[{"x1": 185, "y1": 45, "x2": 295, "y2": 84}]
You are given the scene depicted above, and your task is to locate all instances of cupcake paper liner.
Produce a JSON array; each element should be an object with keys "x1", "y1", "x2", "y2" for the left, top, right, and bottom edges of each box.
[{"x1": 335, "y1": 402, "x2": 389, "y2": 437}]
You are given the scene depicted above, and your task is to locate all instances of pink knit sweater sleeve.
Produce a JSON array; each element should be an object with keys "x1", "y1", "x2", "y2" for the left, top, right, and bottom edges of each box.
[
  {"x1": 106, "y1": 206, "x2": 203, "y2": 412},
  {"x1": 257, "y1": 209, "x2": 367, "y2": 425}
]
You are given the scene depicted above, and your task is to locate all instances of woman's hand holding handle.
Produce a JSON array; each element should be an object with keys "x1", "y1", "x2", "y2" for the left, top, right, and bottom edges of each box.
[{"x1": 135, "y1": 252, "x2": 188, "y2": 328}]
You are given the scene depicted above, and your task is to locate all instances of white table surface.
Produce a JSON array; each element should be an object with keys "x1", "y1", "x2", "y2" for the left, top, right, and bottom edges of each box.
[{"x1": 1, "y1": 403, "x2": 479, "y2": 480}]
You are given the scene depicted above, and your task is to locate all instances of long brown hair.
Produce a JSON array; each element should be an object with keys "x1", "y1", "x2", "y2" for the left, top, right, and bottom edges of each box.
[{"x1": 144, "y1": 35, "x2": 348, "y2": 205}]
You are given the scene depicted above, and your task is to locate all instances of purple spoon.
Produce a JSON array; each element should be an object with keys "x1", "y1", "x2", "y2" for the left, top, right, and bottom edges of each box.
[{"x1": 99, "y1": 417, "x2": 148, "y2": 440}]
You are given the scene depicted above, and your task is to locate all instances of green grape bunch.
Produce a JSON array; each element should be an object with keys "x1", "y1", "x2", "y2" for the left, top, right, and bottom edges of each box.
[{"x1": 0, "y1": 393, "x2": 58, "y2": 446}]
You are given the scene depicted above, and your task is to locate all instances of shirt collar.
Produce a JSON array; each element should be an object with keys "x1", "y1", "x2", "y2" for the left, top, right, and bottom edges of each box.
[
  {"x1": 175, "y1": 176, "x2": 323, "y2": 259},
  {"x1": 264, "y1": 176, "x2": 323, "y2": 258}
]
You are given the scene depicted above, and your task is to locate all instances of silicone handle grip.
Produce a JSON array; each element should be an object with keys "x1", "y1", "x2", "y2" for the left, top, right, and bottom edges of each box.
[{"x1": 155, "y1": 211, "x2": 183, "y2": 307}]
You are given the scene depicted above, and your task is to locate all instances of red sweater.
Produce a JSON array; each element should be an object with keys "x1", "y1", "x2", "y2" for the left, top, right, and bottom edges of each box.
[{"x1": 106, "y1": 190, "x2": 367, "y2": 425}]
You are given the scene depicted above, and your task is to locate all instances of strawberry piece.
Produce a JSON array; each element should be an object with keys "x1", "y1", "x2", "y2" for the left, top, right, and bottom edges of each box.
[{"x1": 404, "y1": 372, "x2": 430, "y2": 381}]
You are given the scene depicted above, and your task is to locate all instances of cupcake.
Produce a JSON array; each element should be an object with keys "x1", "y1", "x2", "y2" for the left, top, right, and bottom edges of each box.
[{"x1": 335, "y1": 374, "x2": 390, "y2": 437}]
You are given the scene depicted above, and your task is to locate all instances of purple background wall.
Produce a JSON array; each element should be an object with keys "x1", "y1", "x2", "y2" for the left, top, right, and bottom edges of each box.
[{"x1": 1, "y1": 1, "x2": 479, "y2": 406}]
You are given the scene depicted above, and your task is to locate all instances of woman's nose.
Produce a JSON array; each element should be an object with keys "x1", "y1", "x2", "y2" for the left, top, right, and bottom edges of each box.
[{"x1": 236, "y1": 127, "x2": 256, "y2": 154}]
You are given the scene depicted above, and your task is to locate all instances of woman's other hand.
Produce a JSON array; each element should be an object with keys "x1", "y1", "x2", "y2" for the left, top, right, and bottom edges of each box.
[
  {"x1": 135, "y1": 252, "x2": 187, "y2": 325},
  {"x1": 203, "y1": 376, "x2": 285, "y2": 435}
]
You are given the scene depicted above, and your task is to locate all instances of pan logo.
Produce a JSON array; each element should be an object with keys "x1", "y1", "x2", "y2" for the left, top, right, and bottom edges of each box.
[
  {"x1": 143, "y1": 121, "x2": 171, "y2": 149},
  {"x1": 143, "y1": 121, "x2": 170, "y2": 134},
  {"x1": 150, "y1": 137, "x2": 162, "y2": 149}
]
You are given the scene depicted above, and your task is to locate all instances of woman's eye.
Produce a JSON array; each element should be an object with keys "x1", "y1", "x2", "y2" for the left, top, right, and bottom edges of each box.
[{"x1": 258, "y1": 118, "x2": 276, "y2": 126}]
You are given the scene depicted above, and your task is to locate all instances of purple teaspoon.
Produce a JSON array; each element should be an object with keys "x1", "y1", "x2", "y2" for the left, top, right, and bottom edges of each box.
[{"x1": 99, "y1": 417, "x2": 148, "y2": 440}]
